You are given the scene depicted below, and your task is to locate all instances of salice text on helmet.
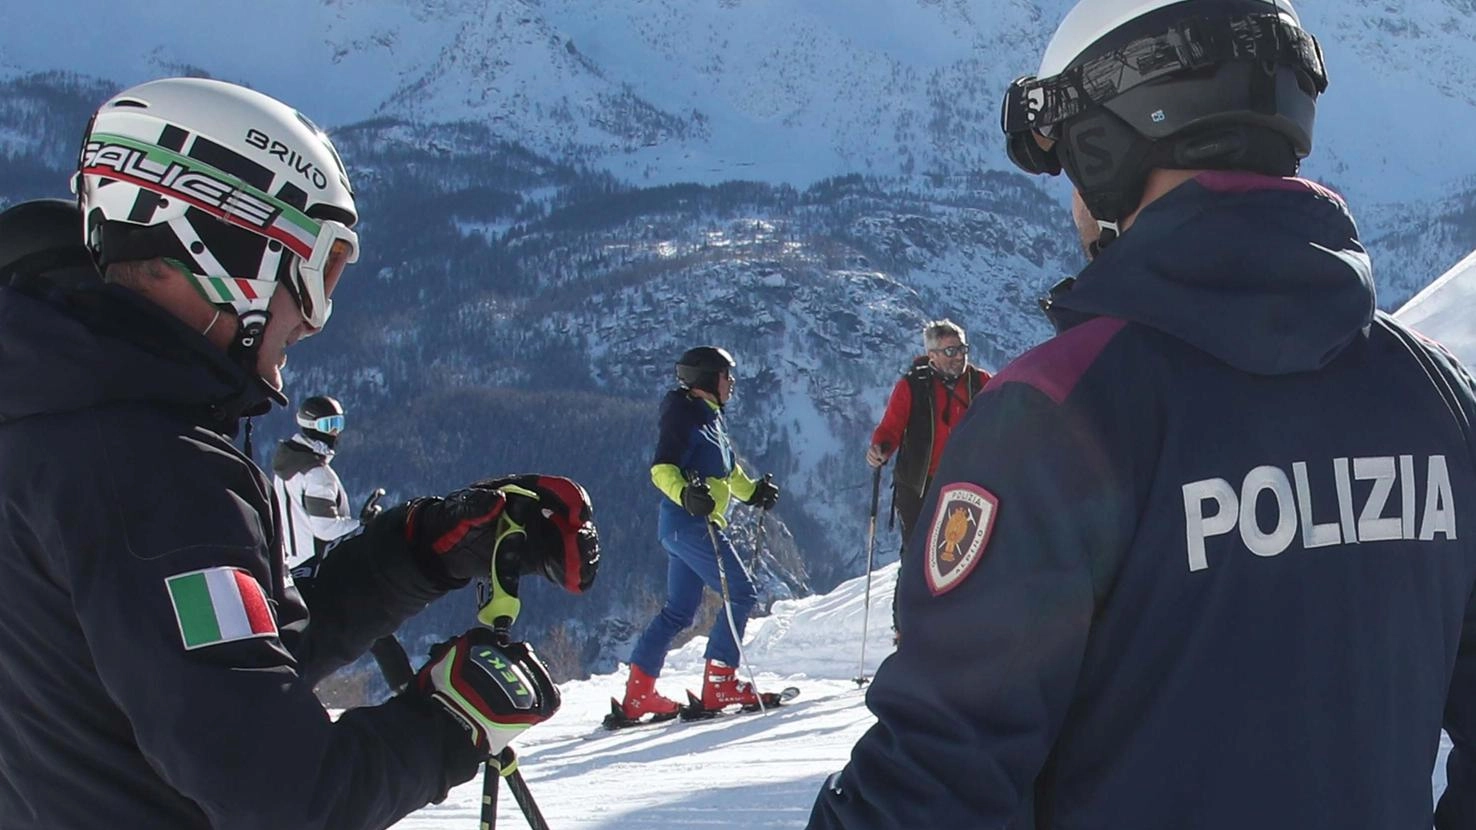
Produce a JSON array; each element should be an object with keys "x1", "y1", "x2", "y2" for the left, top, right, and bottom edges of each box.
[{"x1": 80, "y1": 137, "x2": 278, "y2": 229}]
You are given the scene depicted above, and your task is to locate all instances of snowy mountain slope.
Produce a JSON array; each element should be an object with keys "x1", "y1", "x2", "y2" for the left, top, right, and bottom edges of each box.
[
  {"x1": 1364, "y1": 183, "x2": 1476, "y2": 305},
  {"x1": 1301, "y1": 0, "x2": 1476, "y2": 206},
  {"x1": 386, "y1": 560, "x2": 1455, "y2": 828},
  {"x1": 5, "y1": 0, "x2": 1475, "y2": 206}
]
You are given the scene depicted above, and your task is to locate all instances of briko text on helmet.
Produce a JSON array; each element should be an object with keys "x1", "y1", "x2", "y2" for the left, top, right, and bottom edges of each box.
[{"x1": 244, "y1": 129, "x2": 330, "y2": 191}]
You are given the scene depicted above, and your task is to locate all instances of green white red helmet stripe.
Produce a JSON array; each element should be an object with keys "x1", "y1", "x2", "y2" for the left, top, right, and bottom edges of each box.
[
  {"x1": 81, "y1": 132, "x2": 320, "y2": 260},
  {"x1": 198, "y1": 276, "x2": 273, "y2": 305}
]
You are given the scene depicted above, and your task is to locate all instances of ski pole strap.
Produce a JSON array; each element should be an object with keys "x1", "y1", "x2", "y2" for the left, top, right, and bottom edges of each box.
[
  {"x1": 475, "y1": 513, "x2": 528, "y2": 629},
  {"x1": 496, "y1": 746, "x2": 520, "y2": 778}
]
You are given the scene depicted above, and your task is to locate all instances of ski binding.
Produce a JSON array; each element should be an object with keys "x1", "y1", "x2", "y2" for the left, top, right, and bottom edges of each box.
[{"x1": 600, "y1": 697, "x2": 682, "y2": 731}]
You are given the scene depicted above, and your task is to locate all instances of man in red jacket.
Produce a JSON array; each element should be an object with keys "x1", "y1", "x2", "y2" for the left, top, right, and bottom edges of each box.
[{"x1": 867, "y1": 319, "x2": 990, "y2": 635}]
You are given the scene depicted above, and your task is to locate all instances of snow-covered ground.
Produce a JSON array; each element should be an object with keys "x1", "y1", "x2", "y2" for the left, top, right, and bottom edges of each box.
[
  {"x1": 389, "y1": 552, "x2": 1455, "y2": 828},
  {"x1": 395, "y1": 564, "x2": 898, "y2": 828},
  {"x1": 1396, "y1": 247, "x2": 1476, "y2": 367}
]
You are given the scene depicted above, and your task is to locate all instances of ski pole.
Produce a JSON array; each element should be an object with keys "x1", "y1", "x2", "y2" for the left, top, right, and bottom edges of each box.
[
  {"x1": 477, "y1": 621, "x2": 551, "y2": 830},
  {"x1": 484, "y1": 746, "x2": 550, "y2": 830},
  {"x1": 689, "y1": 470, "x2": 766, "y2": 716},
  {"x1": 703, "y1": 519, "x2": 766, "y2": 716},
  {"x1": 481, "y1": 760, "x2": 500, "y2": 830},
  {"x1": 365, "y1": 633, "x2": 548, "y2": 830},
  {"x1": 480, "y1": 624, "x2": 510, "y2": 830},
  {"x1": 747, "y1": 477, "x2": 770, "y2": 574},
  {"x1": 467, "y1": 523, "x2": 553, "y2": 830},
  {"x1": 480, "y1": 744, "x2": 549, "y2": 830},
  {"x1": 854, "y1": 464, "x2": 883, "y2": 688},
  {"x1": 498, "y1": 748, "x2": 550, "y2": 830}
]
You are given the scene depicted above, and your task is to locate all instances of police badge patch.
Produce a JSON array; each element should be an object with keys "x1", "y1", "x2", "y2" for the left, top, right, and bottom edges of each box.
[{"x1": 924, "y1": 483, "x2": 999, "y2": 596}]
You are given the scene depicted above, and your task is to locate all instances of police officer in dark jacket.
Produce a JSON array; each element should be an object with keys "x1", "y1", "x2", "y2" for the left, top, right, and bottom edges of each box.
[
  {"x1": 0, "y1": 78, "x2": 599, "y2": 830},
  {"x1": 812, "y1": 1, "x2": 1476, "y2": 828}
]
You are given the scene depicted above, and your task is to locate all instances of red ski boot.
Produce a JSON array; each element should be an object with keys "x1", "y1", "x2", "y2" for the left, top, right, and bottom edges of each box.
[
  {"x1": 682, "y1": 661, "x2": 802, "y2": 720},
  {"x1": 699, "y1": 659, "x2": 761, "y2": 710},
  {"x1": 604, "y1": 665, "x2": 681, "y2": 728}
]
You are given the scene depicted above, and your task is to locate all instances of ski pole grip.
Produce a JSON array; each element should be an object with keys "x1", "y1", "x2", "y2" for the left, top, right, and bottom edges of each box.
[{"x1": 359, "y1": 487, "x2": 386, "y2": 522}]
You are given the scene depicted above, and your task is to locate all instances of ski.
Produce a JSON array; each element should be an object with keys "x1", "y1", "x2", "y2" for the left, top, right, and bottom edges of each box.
[
  {"x1": 598, "y1": 687, "x2": 801, "y2": 731},
  {"x1": 679, "y1": 686, "x2": 801, "y2": 721}
]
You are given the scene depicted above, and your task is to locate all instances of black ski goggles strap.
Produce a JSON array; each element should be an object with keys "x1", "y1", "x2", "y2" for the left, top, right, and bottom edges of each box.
[{"x1": 1001, "y1": 12, "x2": 1327, "y2": 170}]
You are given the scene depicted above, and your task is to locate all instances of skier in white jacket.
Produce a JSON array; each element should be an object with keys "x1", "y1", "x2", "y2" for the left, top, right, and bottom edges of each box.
[{"x1": 272, "y1": 394, "x2": 366, "y2": 581}]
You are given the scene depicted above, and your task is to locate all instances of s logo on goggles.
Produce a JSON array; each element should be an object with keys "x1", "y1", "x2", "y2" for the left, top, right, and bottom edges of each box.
[{"x1": 1001, "y1": 76, "x2": 1063, "y2": 176}]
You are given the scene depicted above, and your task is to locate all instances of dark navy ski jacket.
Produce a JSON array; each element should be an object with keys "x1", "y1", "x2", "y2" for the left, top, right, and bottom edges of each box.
[
  {"x1": 650, "y1": 388, "x2": 758, "y2": 532},
  {"x1": 810, "y1": 173, "x2": 1476, "y2": 829},
  {"x1": 0, "y1": 282, "x2": 481, "y2": 829}
]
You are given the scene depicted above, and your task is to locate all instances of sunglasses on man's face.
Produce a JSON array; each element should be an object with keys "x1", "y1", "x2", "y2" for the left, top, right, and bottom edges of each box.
[{"x1": 930, "y1": 345, "x2": 968, "y2": 358}]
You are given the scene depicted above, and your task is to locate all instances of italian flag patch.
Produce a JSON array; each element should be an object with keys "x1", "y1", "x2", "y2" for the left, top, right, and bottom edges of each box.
[{"x1": 165, "y1": 567, "x2": 277, "y2": 650}]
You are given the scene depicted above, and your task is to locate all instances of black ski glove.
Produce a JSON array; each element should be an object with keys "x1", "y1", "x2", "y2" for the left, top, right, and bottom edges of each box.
[
  {"x1": 744, "y1": 476, "x2": 780, "y2": 510},
  {"x1": 681, "y1": 478, "x2": 716, "y2": 517},
  {"x1": 416, "y1": 630, "x2": 560, "y2": 758},
  {"x1": 405, "y1": 475, "x2": 600, "y2": 591},
  {"x1": 470, "y1": 474, "x2": 600, "y2": 594}
]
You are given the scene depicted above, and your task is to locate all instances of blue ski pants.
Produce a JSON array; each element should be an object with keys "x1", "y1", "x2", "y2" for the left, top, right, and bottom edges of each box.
[{"x1": 629, "y1": 516, "x2": 757, "y2": 675}]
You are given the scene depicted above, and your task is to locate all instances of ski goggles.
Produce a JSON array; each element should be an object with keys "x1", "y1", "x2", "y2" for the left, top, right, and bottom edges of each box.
[
  {"x1": 1000, "y1": 12, "x2": 1327, "y2": 176},
  {"x1": 286, "y1": 219, "x2": 357, "y2": 331},
  {"x1": 306, "y1": 414, "x2": 345, "y2": 435}
]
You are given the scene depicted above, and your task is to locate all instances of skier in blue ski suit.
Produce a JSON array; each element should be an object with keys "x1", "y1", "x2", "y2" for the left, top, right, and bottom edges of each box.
[
  {"x1": 618, "y1": 346, "x2": 782, "y2": 719},
  {"x1": 811, "y1": 1, "x2": 1476, "y2": 828}
]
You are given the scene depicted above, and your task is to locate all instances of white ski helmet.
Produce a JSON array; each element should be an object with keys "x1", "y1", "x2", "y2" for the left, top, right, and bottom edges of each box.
[
  {"x1": 1001, "y1": 0, "x2": 1327, "y2": 234},
  {"x1": 75, "y1": 77, "x2": 358, "y2": 348}
]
